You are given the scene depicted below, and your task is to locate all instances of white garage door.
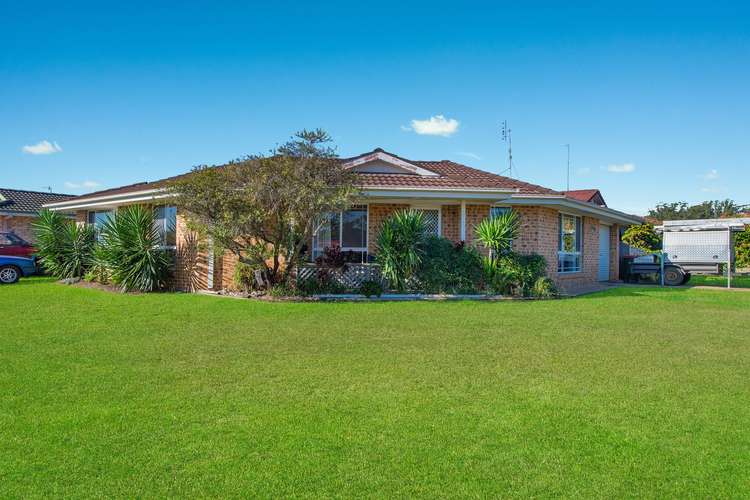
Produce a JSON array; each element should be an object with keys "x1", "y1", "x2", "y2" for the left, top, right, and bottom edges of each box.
[{"x1": 598, "y1": 225, "x2": 610, "y2": 281}]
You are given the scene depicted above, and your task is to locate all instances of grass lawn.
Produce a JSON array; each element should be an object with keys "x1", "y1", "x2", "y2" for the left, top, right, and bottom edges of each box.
[
  {"x1": 2, "y1": 278, "x2": 749, "y2": 497},
  {"x1": 689, "y1": 273, "x2": 750, "y2": 289}
]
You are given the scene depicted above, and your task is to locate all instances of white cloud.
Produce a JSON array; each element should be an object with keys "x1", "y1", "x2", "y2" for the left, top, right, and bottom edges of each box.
[
  {"x1": 700, "y1": 186, "x2": 724, "y2": 193},
  {"x1": 64, "y1": 180, "x2": 100, "y2": 190},
  {"x1": 22, "y1": 140, "x2": 62, "y2": 155},
  {"x1": 605, "y1": 163, "x2": 636, "y2": 174},
  {"x1": 701, "y1": 169, "x2": 719, "y2": 180},
  {"x1": 403, "y1": 115, "x2": 459, "y2": 137},
  {"x1": 456, "y1": 151, "x2": 482, "y2": 161}
]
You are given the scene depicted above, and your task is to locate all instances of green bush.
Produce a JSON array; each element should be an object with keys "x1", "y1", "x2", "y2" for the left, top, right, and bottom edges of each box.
[
  {"x1": 531, "y1": 276, "x2": 558, "y2": 298},
  {"x1": 474, "y1": 210, "x2": 521, "y2": 283},
  {"x1": 491, "y1": 252, "x2": 548, "y2": 297},
  {"x1": 417, "y1": 236, "x2": 484, "y2": 294},
  {"x1": 359, "y1": 279, "x2": 384, "y2": 298},
  {"x1": 376, "y1": 210, "x2": 426, "y2": 291},
  {"x1": 736, "y1": 226, "x2": 750, "y2": 269},
  {"x1": 297, "y1": 274, "x2": 347, "y2": 296},
  {"x1": 98, "y1": 205, "x2": 172, "y2": 292},
  {"x1": 32, "y1": 209, "x2": 95, "y2": 279},
  {"x1": 233, "y1": 261, "x2": 259, "y2": 292},
  {"x1": 267, "y1": 282, "x2": 299, "y2": 298},
  {"x1": 622, "y1": 224, "x2": 662, "y2": 254}
]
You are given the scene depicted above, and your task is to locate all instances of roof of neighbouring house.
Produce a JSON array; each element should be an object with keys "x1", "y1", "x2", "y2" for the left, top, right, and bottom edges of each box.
[
  {"x1": 0, "y1": 187, "x2": 74, "y2": 215},
  {"x1": 563, "y1": 189, "x2": 607, "y2": 206}
]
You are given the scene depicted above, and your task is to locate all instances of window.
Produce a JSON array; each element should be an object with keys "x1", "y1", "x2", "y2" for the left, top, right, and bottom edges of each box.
[
  {"x1": 490, "y1": 206, "x2": 511, "y2": 219},
  {"x1": 154, "y1": 206, "x2": 177, "y2": 248},
  {"x1": 313, "y1": 205, "x2": 368, "y2": 263},
  {"x1": 558, "y1": 213, "x2": 582, "y2": 272},
  {"x1": 87, "y1": 210, "x2": 114, "y2": 236}
]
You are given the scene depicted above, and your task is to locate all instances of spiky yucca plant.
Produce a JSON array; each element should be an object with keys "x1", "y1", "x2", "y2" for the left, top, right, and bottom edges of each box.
[
  {"x1": 32, "y1": 209, "x2": 95, "y2": 279},
  {"x1": 376, "y1": 209, "x2": 426, "y2": 291},
  {"x1": 474, "y1": 210, "x2": 520, "y2": 279},
  {"x1": 99, "y1": 205, "x2": 172, "y2": 292}
]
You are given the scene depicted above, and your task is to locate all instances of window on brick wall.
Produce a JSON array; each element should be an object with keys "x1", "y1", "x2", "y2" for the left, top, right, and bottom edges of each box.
[
  {"x1": 313, "y1": 205, "x2": 368, "y2": 263},
  {"x1": 153, "y1": 206, "x2": 177, "y2": 249},
  {"x1": 87, "y1": 210, "x2": 114, "y2": 240},
  {"x1": 558, "y1": 213, "x2": 582, "y2": 272},
  {"x1": 411, "y1": 207, "x2": 440, "y2": 236}
]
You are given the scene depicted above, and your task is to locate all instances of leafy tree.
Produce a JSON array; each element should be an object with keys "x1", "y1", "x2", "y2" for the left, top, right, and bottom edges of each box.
[
  {"x1": 376, "y1": 210, "x2": 426, "y2": 291},
  {"x1": 621, "y1": 223, "x2": 662, "y2": 254},
  {"x1": 648, "y1": 199, "x2": 745, "y2": 222},
  {"x1": 168, "y1": 129, "x2": 358, "y2": 285}
]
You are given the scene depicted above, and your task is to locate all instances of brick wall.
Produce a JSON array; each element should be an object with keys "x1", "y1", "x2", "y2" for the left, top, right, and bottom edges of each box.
[
  {"x1": 367, "y1": 203, "x2": 410, "y2": 254},
  {"x1": 441, "y1": 205, "x2": 460, "y2": 242},
  {"x1": 0, "y1": 215, "x2": 36, "y2": 242},
  {"x1": 609, "y1": 224, "x2": 620, "y2": 280},
  {"x1": 465, "y1": 204, "x2": 490, "y2": 248}
]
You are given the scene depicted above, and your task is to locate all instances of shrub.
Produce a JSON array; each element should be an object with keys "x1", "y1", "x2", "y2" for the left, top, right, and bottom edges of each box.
[
  {"x1": 490, "y1": 252, "x2": 548, "y2": 297},
  {"x1": 86, "y1": 244, "x2": 111, "y2": 284},
  {"x1": 735, "y1": 226, "x2": 750, "y2": 269},
  {"x1": 233, "y1": 261, "x2": 260, "y2": 292},
  {"x1": 32, "y1": 209, "x2": 95, "y2": 279},
  {"x1": 297, "y1": 274, "x2": 347, "y2": 296},
  {"x1": 376, "y1": 210, "x2": 426, "y2": 291},
  {"x1": 417, "y1": 236, "x2": 484, "y2": 294},
  {"x1": 359, "y1": 279, "x2": 384, "y2": 298},
  {"x1": 98, "y1": 205, "x2": 172, "y2": 292},
  {"x1": 267, "y1": 282, "x2": 299, "y2": 298},
  {"x1": 531, "y1": 277, "x2": 558, "y2": 298}
]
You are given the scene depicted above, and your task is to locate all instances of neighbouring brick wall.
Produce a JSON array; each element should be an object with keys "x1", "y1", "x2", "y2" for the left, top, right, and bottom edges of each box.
[
  {"x1": 1, "y1": 215, "x2": 36, "y2": 242},
  {"x1": 367, "y1": 203, "x2": 409, "y2": 254},
  {"x1": 441, "y1": 205, "x2": 460, "y2": 242}
]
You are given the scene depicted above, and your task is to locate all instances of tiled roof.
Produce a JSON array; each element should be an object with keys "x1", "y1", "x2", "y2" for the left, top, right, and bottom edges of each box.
[
  {"x1": 0, "y1": 188, "x2": 74, "y2": 215},
  {"x1": 564, "y1": 189, "x2": 606, "y2": 206},
  {"x1": 54, "y1": 148, "x2": 561, "y2": 204}
]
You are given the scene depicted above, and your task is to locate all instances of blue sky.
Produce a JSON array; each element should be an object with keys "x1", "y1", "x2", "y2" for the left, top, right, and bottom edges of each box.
[{"x1": 2, "y1": 1, "x2": 748, "y2": 214}]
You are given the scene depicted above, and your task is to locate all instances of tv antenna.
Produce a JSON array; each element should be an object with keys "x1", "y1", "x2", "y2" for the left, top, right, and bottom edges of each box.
[
  {"x1": 500, "y1": 120, "x2": 515, "y2": 178},
  {"x1": 562, "y1": 144, "x2": 571, "y2": 191}
]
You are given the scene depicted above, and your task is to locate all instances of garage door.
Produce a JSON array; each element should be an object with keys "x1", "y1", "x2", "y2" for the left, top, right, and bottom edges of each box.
[{"x1": 598, "y1": 225, "x2": 610, "y2": 281}]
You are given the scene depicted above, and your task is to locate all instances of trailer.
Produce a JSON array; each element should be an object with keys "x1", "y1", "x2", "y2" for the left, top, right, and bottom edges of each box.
[{"x1": 655, "y1": 218, "x2": 749, "y2": 288}]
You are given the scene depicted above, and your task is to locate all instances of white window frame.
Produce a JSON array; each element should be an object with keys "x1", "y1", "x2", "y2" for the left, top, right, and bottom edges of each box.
[
  {"x1": 411, "y1": 204, "x2": 442, "y2": 237},
  {"x1": 312, "y1": 204, "x2": 369, "y2": 263},
  {"x1": 153, "y1": 205, "x2": 177, "y2": 250},
  {"x1": 558, "y1": 212, "x2": 582, "y2": 273}
]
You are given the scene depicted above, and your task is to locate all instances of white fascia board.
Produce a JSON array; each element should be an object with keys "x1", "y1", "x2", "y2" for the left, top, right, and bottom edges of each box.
[
  {"x1": 506, "y1": 195, "x2": 643, "y2": 225},
  {"x1": 344, "y1": 152, "x2": 439, "y2": 176},
  {"x1": 43, "y1": 189, "x2": 172, "y2": 211},
  {"x1": 45, "y1": 190, "x2": 173, "y2": 211}
]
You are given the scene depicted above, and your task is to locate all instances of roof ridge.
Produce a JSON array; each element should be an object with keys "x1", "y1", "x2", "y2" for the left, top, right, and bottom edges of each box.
[{"x1": 0, "y1": 187, "x2": 73, "y2": 197}]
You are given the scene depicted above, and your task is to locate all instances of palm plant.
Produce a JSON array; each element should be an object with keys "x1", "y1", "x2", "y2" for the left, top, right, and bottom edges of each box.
[
  {"x1": 32, "y1": 209, "x2": 95, "y2": 279},
  {"x1": 98, "y1": 205, "x2": 172, "y2": 292},
  {"x1": 376, "y1": 209, "x2": 426, "y2": 291},
  {"x1": 474, "y1": 210, "x2": 520, "y2": 279}
]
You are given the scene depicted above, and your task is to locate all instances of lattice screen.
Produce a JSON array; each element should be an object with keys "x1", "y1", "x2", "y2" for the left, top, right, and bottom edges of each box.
[{"x1": 421, "y1": 209, "x2": 440, "y2": 236}]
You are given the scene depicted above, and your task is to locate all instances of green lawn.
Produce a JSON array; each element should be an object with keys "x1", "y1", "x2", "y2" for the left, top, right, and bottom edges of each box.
[
  {"x1": 689, "y1": 273, "x2": 750, "y2": 288},
  {"x1": 2, "y1": 279, "x2": 749, "y2": 498}
]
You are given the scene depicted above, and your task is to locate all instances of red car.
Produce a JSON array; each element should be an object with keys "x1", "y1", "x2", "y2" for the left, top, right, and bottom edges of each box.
[{"x1": 0, "y1": 232, "x2": 36, "y2": 257}]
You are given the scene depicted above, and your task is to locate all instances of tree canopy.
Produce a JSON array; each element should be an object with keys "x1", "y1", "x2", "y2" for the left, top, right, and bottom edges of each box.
[
  {"x1": 167, "y1": 129, "x2": 359, "y2": 286},
  {"x1": 647, "y1": 199, "x2": 747, "y2": 222}
]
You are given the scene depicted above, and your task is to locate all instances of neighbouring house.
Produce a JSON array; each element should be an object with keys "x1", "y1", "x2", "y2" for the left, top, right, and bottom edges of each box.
[
  {"x1": 564, "y1": 189, "x2": 607, "y2": 207},
  {"x1": 43, "y1": 148, "x2": 642, "y2": 293},
  {"x1": 0, "y1": 188, "x2": 74, "y2": 243}
]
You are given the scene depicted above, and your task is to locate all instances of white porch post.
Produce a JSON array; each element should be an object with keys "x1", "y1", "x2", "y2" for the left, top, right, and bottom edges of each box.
[{"x1": 460, "y1": 200, "x2": 467, "y2": 241}]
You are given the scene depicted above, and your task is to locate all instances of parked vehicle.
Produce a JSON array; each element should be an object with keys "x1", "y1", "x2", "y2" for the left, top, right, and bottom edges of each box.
[
  {"x1": 0, "y1": 255, "x2": 37, "y2": 284},
  {"x1": 0, "y1": 232, "x2": 36, "y2": 257},
  {"x1": 622, "y1": 254, "x2": 691, "y2": 286}
]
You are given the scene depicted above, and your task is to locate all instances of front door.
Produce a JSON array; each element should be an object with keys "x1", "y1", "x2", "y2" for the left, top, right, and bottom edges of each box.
[{"x1": 598, "y1": 225, "x2": 611, "y2": 281}]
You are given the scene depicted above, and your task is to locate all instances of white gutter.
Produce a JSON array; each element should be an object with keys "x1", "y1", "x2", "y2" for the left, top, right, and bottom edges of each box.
[
  {"x1": 44, "y1": 188, "x2": 170, "y2": 211},
  {"x1": 504, "y1": 194, "x2": 643, "y2": 225}
]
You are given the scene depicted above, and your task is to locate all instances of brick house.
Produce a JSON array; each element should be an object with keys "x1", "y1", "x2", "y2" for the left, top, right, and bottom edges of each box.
[
  {"x1": 44, "y1": 149, "x2": 641, "y2": 293},
  {"x1": 0, "y1": 188, "x2": 74, "y2": 243}
]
